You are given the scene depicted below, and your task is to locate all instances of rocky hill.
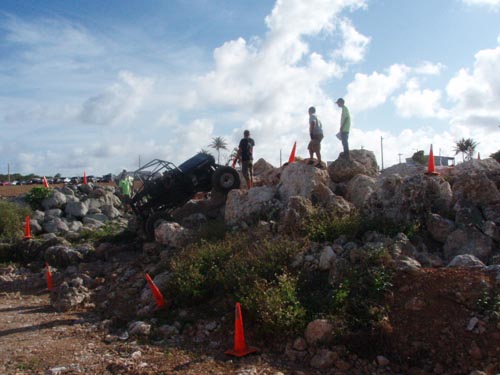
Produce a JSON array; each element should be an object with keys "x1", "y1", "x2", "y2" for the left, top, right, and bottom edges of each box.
[{"x1": 1, "y1": 150, "x2": 499, "y2": 375}]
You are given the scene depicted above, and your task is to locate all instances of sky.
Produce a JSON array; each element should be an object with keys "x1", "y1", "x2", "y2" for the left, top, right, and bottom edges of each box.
[{"x1": 1, "y1": 0, "x2": 500, "y2": 177}]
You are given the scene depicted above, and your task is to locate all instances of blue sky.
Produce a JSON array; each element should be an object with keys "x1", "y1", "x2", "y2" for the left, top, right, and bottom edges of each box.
[{"x1": 1, "y1": 0, "x2": 500, "y2": 177}]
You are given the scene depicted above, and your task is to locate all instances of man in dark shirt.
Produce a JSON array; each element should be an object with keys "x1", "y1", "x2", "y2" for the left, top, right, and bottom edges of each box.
[{"x1": 237, "y1": 130, "x2": 255, "y2": 189}]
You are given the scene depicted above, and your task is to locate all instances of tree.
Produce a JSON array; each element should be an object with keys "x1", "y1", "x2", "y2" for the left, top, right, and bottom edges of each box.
[
  {"x1": 411, "y1": 150, "x2": 428, "y2": 165},
  {"x1": 491, "y1": 150, "x2": 500, "y2": 163},
  {"x1": 453, "y1": 138, "x2": 479, "y2": 162},
  {"x1": 208, "y1": 136, "x2": 228, "y2": 164}
]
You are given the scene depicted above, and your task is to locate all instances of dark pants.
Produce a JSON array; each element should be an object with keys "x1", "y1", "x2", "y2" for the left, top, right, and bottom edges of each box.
[{"x1": 341, "y1": 131, "x2": 349, "y2": 157}]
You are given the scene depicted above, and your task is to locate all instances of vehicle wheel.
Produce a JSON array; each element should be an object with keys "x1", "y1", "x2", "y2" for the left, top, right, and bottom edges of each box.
[
  {"x1": 212, "y1": 166, "x2": 240, "y2": 193},
  {"x1": 144, "y1": 211, "x2": 172, "y2": 239}
]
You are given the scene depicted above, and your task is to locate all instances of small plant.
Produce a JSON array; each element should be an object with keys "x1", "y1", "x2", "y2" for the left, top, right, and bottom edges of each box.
[
  {"x1": 329, "y1": 246, "x2": 394, "y2": 330},
  {"x1": 477, "y1": 283, "x2": 500, "y2": 318},
  {"x1": 168, "y1": 234, "x2": 301, "y2": 307},
  {"x1": 242, "y1": 273, "x2": 307, "y2": 335},
  {"x1": 0, "y1": 201, "x2": 31, "y2": 243},
  {"x1": 24, "y1": 186, "x2": 52, "y2": 210},
  {"x1": 77, "y1": 221, "x2": 133, "y2": 243},
  {"x1": 303, "y1": 210, "x2": 420, "y2": 242}
]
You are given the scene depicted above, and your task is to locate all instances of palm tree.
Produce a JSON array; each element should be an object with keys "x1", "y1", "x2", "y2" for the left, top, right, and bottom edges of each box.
[
  {"x1": 453, "y1": 138, "x2": 479, "y2": 162},
  {"x1": 208, "y1": 136, "x2": 228, "y2": 164}
]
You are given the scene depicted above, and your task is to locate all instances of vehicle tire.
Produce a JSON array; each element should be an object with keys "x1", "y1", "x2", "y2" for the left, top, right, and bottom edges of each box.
[
  {"x1": 144, "y1": 210, "x2": 172, "y2": 239},
  {"x1": 212, "y1": 166, "x2": 240, "y2": 193}
]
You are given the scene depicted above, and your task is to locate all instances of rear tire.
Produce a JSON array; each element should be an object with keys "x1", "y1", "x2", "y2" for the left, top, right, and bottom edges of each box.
[
  {"x1": 144, "y1": 210, "x2": 172, "y2": 239},
  {"x1": 212, "y1": 166, "x2": 240, "y2": 193}
]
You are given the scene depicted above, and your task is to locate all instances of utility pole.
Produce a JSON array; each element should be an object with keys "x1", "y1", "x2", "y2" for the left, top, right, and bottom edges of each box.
[
  {"x1": 380, "y1": 136, "x2": 384, "y2": 170},
  {"x1": 138, "y1": 155, "x2": 141, "y2": 169},
  {"x1": 279, "y1": 149, "x2": 282, "y2": 167},
  {"x1": 398, "y1": 153, "x2": 403, "y2": 164},
  {"x1": 7, "y1": 162, "x2": 10, "y2": 182}
]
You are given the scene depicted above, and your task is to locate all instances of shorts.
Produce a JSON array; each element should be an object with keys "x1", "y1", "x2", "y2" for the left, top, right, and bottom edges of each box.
[
  {"x1": 242, "y1": 160, "x2": 253, "y2": 181},
  {"x1": 308, "y1": 135, "x2": 322, "y2": 153}
]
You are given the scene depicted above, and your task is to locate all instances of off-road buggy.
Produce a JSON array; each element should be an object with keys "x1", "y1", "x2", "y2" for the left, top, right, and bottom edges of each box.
[{"x1": 129, "y1": 153, "x2": 240, "y2": 237}]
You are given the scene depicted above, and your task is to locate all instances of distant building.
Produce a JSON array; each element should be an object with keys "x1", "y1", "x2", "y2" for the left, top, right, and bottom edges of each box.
[{"x1": 405, "y1": 155, "x2": 455, "y2": 167}]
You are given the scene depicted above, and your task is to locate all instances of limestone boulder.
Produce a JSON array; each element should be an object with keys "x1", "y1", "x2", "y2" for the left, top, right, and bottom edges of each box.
[
  {"x1": 225, "y1": 186, "x2": 280, "y2": 226},
  {"x1": 280, "y1": 196, "x2": 315, "y2": 233},
  {"x1": 43, "y1": 217, "x2": 69, "y2": 234},
  {"x1": 155, "y1": 222, "x2": 192, "y2": 248},
  {"x1": 447, "y1": 254, "x2": 485, "y2": 268},
  {"x1": 364, "y1": 174, "x2": 452, "y2": 226},
  {"x1": 328, "y1": 149, "x2": 379, "y2": 183},
  {"x1": 65, "y1": 201, "x2": 89, "y2": 218},
  {"x1": 427, "y1": 213, "x2": 456, "y2": 243},
  {"x1": 305, "y1": 319, "x2": 335, "y2": 346},
  {"x1": 345, "y1": 174, "x2": 377, "y2": 209},
  {"x1": 42, "y1": 190, "x2": 67, "y2": 210},
  {"x1": 443, "y1": 228, "x2": 493, "y2": 262},
  {"x1": 278, "y1": 163, "x2": 330, "y2": 203}
]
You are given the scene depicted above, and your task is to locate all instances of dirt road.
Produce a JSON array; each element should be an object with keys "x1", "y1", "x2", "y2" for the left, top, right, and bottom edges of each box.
[{"x1": 0, "y1": 267, "x2": 291, "y2": 375}]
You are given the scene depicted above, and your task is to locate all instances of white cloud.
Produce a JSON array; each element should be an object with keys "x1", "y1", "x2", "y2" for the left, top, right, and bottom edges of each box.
[
  {"x1": 462, "y1": 0, "x2": 500, "y2": 8},
  {"x1": 394, "y1": 79, "x2": 449, "y2": 119},
  {"x1": 80, "y1": 71, "x2": 154, "y2": 125},
  {"x1": 446, "y1": 39, "x2": 500, "y2": 130},
  {"x1": 345, "y1": 64, "x2": 410, "y2": 111},
  {"x1": 333, "y1": 18, "x2": 371, "y2": 64},
  {"x1": 414, "y1": 61, "x2": 446, "y2": 75}
]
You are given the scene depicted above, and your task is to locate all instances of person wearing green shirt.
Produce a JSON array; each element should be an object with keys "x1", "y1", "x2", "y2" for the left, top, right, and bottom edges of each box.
[
  {"x1": 336, "y1": 98, "x2": 351, "y2": 159},
  {"x1": 119, "y1": 175, "x2": 133, "y2": 198}
]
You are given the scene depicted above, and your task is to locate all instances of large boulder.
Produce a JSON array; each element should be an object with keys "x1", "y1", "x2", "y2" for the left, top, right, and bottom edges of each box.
[
  {"x1": 451, "y1": 158, "x2": 500, "y2": 187},
  {"x1": 225, "y1": 186, "x2": 280, "y2": 226},
  {"x1": 155, "y1": 222, "x2": 192, "y2": 248},
  {"x1": 452, "y1": 171, "x2": 500, "y2": 209},
  {"x1": 426, "y1": 213, "x2": 456, "y2": 243},
  {"x1": 42, "y1": 190, "x2": 67, "y2": 210},
  {"x1": 443, "y1": 228, "x2": 493, "y2": 262},
  {"x1": 305, "y1": 319, "x2": 335, "y2": 346},
  {"x1": 328, "y1": 149, "x2": 379, "y2": 183},
  {"x1": 65, "y1": 201, "x2": 89, "y2": 218},
  {"x1": 364, "y1": 174, "x2": 452, "y2": 226},
  {"x1": 280, "y1": 196, "x2": 315, "y2": 233},
  {"x1": 345, "y1": 174, "x2": 377, "y2": 209},
  {"x1": 278, "y1": 163, "x2": 330, "y2": 203},
  {"x1": 43, "y1": 217, "x2": 69, "y2": 234}
]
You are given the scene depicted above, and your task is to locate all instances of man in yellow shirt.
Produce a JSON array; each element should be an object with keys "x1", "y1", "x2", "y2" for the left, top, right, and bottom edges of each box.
[{"x1": 336, "y1": 98, "x2": 351, "y2": 160}]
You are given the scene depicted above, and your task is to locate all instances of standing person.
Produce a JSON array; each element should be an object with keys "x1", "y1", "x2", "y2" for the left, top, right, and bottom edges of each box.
[
  {"x1": 236, "y1": 130, "x2": 255, "y2": 189},
  {"x1": 336, "y1": 98, "x2": 350, "y2": 159},
  {"x1": 307, "y1": 106, "x2": 324, "y2": 168}
]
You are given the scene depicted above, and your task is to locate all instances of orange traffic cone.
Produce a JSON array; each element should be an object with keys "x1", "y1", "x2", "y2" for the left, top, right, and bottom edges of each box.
[
  {"x1": 42, "y1": 176, "x2": 49, "y2": 189},
  {"x1": 23, "y1": 216, "x2": 32, "y2": 239},
  {"x1": 83, "y1": 171, "x2": 87, "y2": 185},
  {"x1": 225, "y1": 302, "x2": 258, "y2": 357},
  {"x1": 425, "y1": 144, "x2": 439, "y2": 176},
  {"x1": 145, "y1": 273, "x2": 166, "y2": 309},
  {"x1": 45, "y1": 263, "x2": 54, "y2": 291},
  {"x1": 288, "y1": 141, "x2": 297, "y2": 164}
]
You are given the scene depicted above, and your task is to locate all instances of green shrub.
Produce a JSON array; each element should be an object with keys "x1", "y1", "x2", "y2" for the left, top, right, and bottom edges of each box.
[
  {"x1": 329, "y1": 247, "x2": 394, "y2": 330},
  {"x1": 168, "y1": 235, "x2": 301, "y2": 307},
  {"x1": 0, "y1": 201, "x2": 31, "y2": 243},
  {"x1": 24, "y1": 187, "x2": 52, "y2": 210},
  {"x1": 303, "y1": 209, "x2": 421, "y2": 242},
  {"x1": 477, "y1": 283, "x2": 500, "y2": 319},
  {"x1": 77, "y1": 221, "x2": 133, "y2": 244},
  {"x1": 241, "y1": 273, "x2": 307, "y2": 335},
  {"x1": 194, "y1": 219, "x2": 227, "y2": 243}
]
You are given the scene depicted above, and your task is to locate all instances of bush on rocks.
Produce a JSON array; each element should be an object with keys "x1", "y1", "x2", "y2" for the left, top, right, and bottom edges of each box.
[{"x1": 0, "y1": 201, "x2": 31, "y2": 244}]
